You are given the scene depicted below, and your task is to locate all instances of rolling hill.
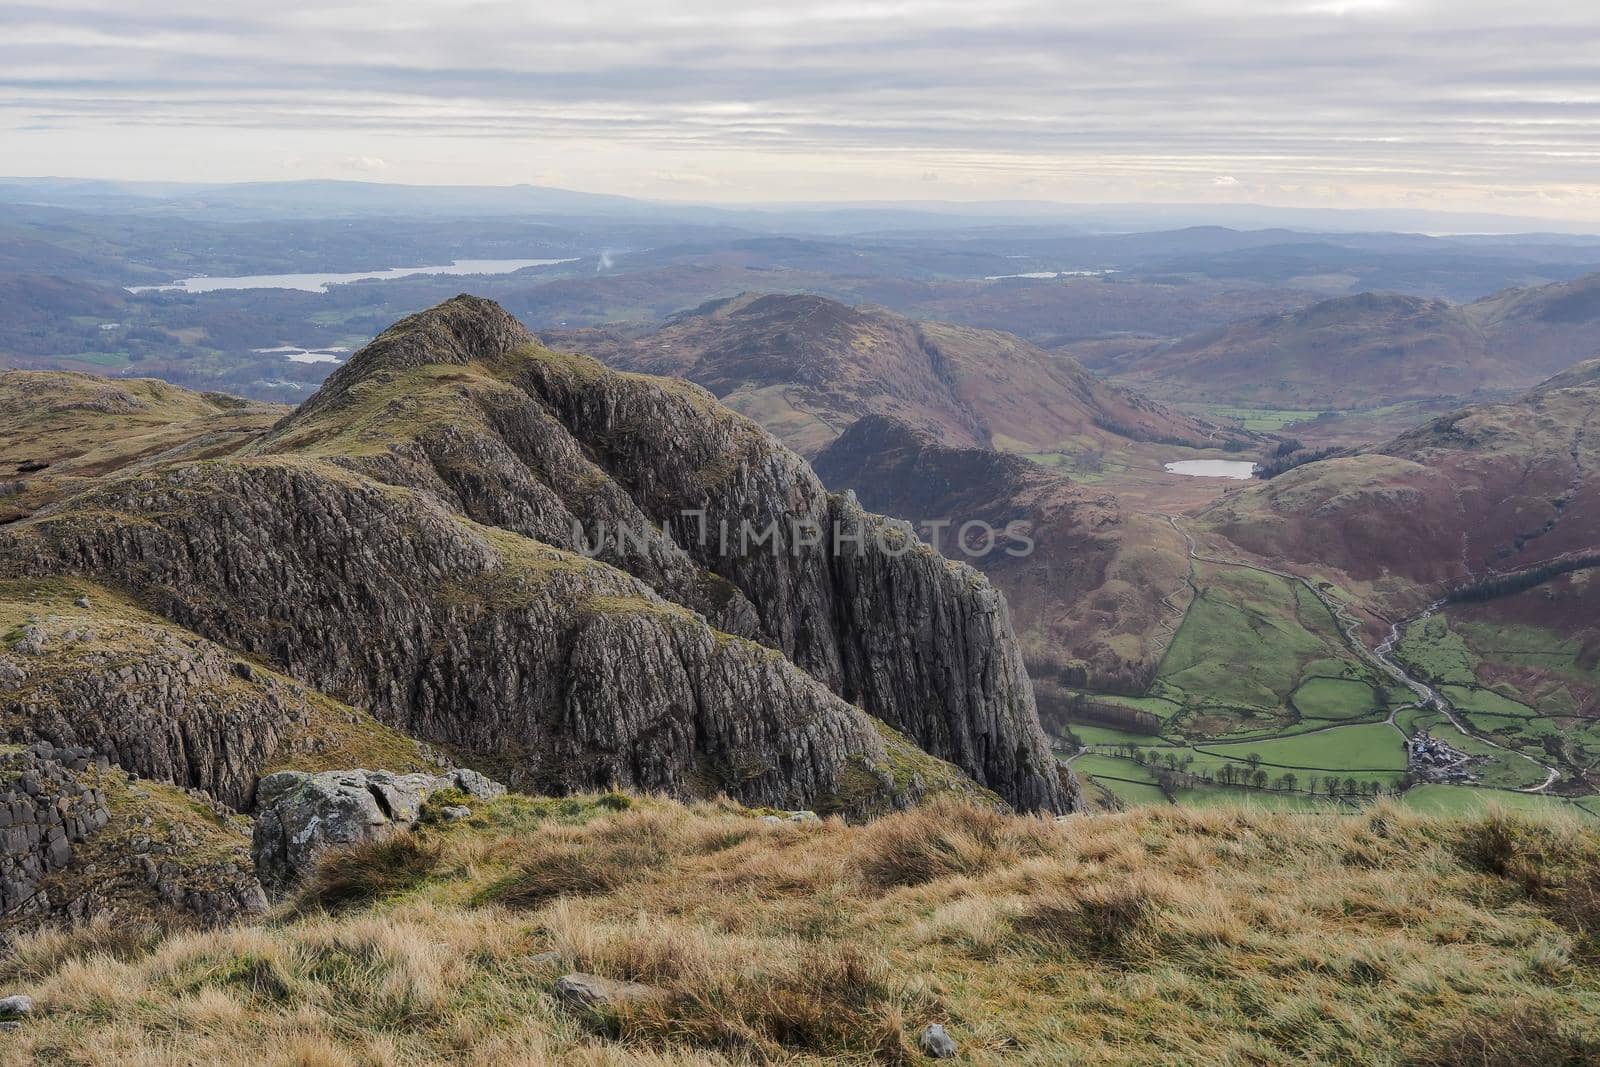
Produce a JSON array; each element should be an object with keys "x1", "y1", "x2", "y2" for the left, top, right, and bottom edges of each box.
[
  {"x1": 1190, "y1": 361, "x2": 1600, "y2": 771},
  {"x1": 1202, "y1": 358, "x2": 1600, "y2": 600},
  {"x1": 551, "y1": 292, "x2": 1249, "y2": 459}
]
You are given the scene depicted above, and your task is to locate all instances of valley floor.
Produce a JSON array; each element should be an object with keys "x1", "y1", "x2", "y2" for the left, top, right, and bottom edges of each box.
[
  {"x1": 3, "y1": 793, "x2": 1598, "y2": 1065},
  {"x1": 1059, "y1": 515, "x2": 1600, "y2": 820}
]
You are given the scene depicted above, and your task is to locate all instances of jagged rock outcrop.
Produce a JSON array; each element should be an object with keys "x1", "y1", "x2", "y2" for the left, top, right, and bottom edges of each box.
[
  {"x1": 0, "y1": 743, "x2": 265, "y2": 935},
  {"x1": 0, "y1": 583, "x2": 438, "y2": 811},
  {"x1": 249, "y1": 297, "x2": 1072, "y2": 812},
  {"x1": 0, "y1": 744, "x2": 109, "y2": 916},
  {"x1": 251, "y1": 767, "x2": 503, "y2": 894},
  {"x1": 0, "y1": 298, "x2": 1075, "y2": 819}
]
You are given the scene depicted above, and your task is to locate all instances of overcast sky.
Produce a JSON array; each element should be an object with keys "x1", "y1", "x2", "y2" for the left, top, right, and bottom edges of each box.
[{"x1": 5, "y1": 0, "x2": 1600, "y2": 218}]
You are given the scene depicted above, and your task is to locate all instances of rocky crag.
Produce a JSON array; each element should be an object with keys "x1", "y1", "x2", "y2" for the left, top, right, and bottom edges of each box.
[{"x1": 0, "y1": 296, "x2": 1076, "y2": 932}]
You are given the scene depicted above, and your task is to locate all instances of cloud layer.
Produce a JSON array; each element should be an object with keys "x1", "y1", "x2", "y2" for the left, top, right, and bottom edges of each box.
[{"x1": 4, "y1": 1, "x2": 1600, "y2": 215}]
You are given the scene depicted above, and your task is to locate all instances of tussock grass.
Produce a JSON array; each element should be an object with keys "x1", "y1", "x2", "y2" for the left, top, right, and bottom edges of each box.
[
  {"x1": 303, "y1": 833, "x2": 445, "y2": 912},
  {"x1": 3, "y1": 795, "x2": 1600, "y2": 1065},
  {"x1": 853, "y1": 794, "x2": 1057, "y2": 888}
]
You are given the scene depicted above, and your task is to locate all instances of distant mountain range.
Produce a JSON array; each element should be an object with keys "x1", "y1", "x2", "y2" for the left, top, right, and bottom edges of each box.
[
  {"x1": 7, "y1": 175, "x2": 1600, "y2": 236},
  {"x1": 1095, "y1": 272, "x2": 1600, "y2": 409}
]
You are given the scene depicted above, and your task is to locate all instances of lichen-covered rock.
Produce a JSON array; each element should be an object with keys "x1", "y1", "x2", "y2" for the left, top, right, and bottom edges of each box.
[
  {"x1": 251, "y1": 767, "x2": 504, "y2": 894},
  {"x1": 554, "y1": 972, "x2": 667, "y2": 1013},
  {"x1": 0, "y1": 994, "x2": 33, "y2": 1018},
  {"x1": 919, "y1": 1023, "x2": 958, "y2": 1059}
]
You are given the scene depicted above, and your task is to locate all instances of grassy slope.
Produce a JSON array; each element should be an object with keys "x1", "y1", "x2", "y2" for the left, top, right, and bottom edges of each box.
[
  {"x1": 0, "y1": 370, "x2": 284, "y2": 521},
  {"x1": 5, "y1": 794, "x2": 1600, "y2": 1065},
  {"x1": 1152, "y1": 563, "x2": 1377, "y2": 730}
]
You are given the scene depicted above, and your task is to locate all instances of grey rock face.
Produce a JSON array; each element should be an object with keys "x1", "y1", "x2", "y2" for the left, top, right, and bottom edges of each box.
[
  {"x1": 0, "y1": 746, "x2": 109, "y2": 916},
  {"x1": 0, "y1": 994, "x2": 33, "y2": 1018},
  {"x1": 250, "y1": 767, "x2": 504, "y2": 894}
]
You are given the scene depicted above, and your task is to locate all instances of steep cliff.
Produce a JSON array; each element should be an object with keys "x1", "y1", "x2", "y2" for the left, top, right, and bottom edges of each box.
[
  {"x1": 251, "y1": 296, "x2": 1073, "y2": 812},
  {"x1": 0, "y1": 296, "x2": 1074, "y2": 831},
  {"x1": 815, "y1": 414, "x2": 1189, "y2": 695}
]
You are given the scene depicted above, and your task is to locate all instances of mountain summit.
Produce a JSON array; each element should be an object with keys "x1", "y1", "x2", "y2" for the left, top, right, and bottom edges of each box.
[{"x1": 0, "y1": 296, "x2": 1081, "y2": 928}]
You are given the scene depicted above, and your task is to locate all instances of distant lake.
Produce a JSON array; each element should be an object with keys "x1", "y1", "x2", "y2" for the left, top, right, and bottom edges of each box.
[
  {"x1": 253, "y1": 345, "x2": 349, "y2": 364},
  {"x1": 128, "y1": 258, "x2": 576, "y2": 294},
  {"x1": 1165, "y1": 460, "x2": 1258, "y2": 480},
  {"x1": 983, "y1": 269, "x2": 1120, "y2": 280}
]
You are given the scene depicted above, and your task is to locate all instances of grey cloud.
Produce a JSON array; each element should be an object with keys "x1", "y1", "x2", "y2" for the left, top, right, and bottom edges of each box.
[{"x1": 2, "y1": 0, "x2": 1599, "y2": 210}]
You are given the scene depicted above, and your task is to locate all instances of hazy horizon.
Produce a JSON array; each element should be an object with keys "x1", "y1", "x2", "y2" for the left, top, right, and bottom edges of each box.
[{"x1": 7, "y1": 1, "x2": 1600, "y2": 223}]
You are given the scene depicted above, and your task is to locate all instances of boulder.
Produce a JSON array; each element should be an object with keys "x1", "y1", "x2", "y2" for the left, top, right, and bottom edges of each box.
[
  {"x1": 250, "y1": 767, "x2": 504, "y2": 894},
  {"x1": 0, "y1": 994, "x2": 33, "y2": 1018},
  {"x1": 758, "y1": 809, "x2": 823, "y2": 826},
  {"x1": 553, "y1": 972, "x2": 666, "y2": 1013},
  {"x1": 919, "y1": 1023, "x2": 957, "y2": 1059}
]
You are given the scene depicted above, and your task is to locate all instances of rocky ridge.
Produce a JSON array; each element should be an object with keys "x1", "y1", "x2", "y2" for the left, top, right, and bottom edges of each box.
[
  {"x1": 246, "y1": 296, "x2": 1073, "y2": 813},
  {"x1": 0, "y1": 295, "x2": 1075, "y2": 936}
]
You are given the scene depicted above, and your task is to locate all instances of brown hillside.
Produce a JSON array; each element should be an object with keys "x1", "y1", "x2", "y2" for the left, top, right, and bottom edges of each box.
[{"x1": 554, "y1": 292, "x2": 1245, "y2": 458}]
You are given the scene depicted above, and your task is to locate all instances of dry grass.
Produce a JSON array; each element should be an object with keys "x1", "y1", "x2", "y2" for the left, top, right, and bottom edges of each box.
[
  {"x1": 302, "y1": 833, "x2": 445, "y2": 912},
  {"x1": 2, "y1": 795, "x2": 1599, "y2": 1065}
]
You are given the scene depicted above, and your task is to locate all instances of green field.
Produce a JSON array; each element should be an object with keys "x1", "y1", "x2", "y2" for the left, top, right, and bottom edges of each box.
[
  {"x1": 1442, "y1": 684, "x2": 1537, "y2": 717},
  {"x1": 1291, "y1": 676, "x2": 1382, "y2": 720},
  {"x1": 1197, "y1": 405, "x2": 1327, "y2": 432},
  {"x1": 1399, "y1": 784, "x2": 1592, "y2": 819},
  {"x1": 1198, "y1": 723, "x2": 1408, "y2": 774},
  {"x1": 1071, "y1": 753, "x2": 1170, "y2": 808},
  {"x1": 1158, "y1": 564, "x2": 1371, "y2": 719},
  {"x1": 1065, "y1": 722, "x2": 1173, "y2": 748},
  {"x1": 1457, "y1": 711, "x2": 1560, "y2": 759},
  {"x1": 1087, "y1": 693, "x2": 1185, "y2": 719}
]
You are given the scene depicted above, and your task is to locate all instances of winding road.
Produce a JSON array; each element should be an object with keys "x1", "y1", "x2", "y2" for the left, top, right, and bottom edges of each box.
[{"x1": 1162, "y1": 515, "x2": 1561, "y2": 794}]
